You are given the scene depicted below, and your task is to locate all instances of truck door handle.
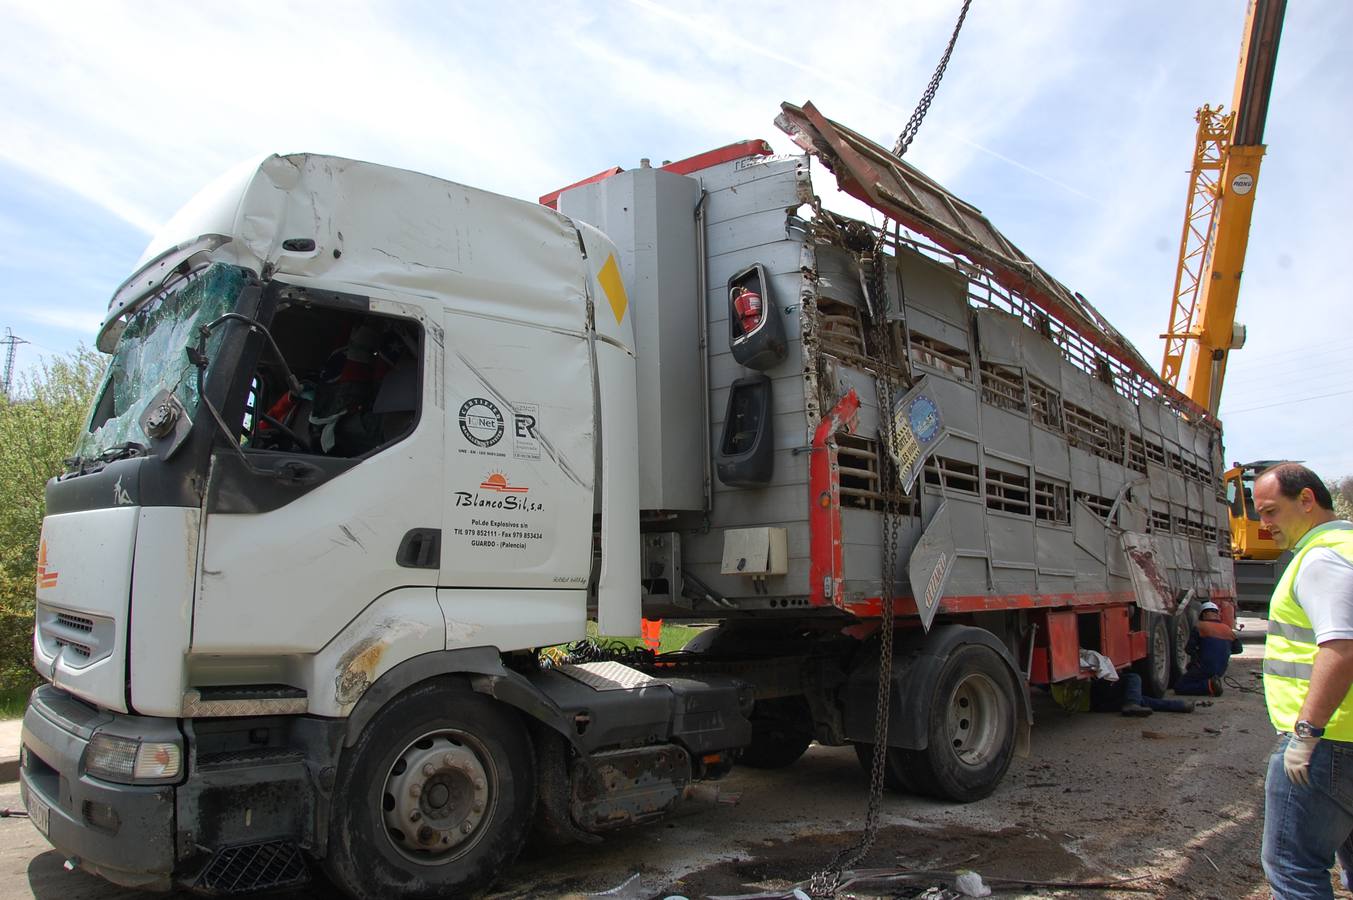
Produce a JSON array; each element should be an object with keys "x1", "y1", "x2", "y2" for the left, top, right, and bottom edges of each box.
[
  {"x1": 272, "y1": 459, "x2": 324, "y2": 486},
  {"x1": 397, "y1": 529, "x2": 441, "y2": 569}
]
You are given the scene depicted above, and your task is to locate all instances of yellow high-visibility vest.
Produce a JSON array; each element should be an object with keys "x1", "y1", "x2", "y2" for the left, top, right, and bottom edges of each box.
[{"x1": 1264, "y1": 522, "x2": 1353, "y2": 739}]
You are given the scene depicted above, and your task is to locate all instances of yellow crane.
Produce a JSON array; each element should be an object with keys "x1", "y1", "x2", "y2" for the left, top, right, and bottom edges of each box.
[
  {"x1": 1160, "y1": 0, "x2": 1285, "y2": 417},
  {"x1": 1158, "y1": 0, "x2": 1286, "y2": 580}
]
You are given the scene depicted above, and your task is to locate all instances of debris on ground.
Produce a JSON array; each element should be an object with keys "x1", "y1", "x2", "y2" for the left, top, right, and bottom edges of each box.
[
  {"x1": 685, "y1": 783, "x2": 743, "y2": 806},
  {"x1": 953, "y1": 870, "x2": 991, "y2": 896},
  {"x1": 582, "y1": 872, "x2": 644, "y2": 899}
]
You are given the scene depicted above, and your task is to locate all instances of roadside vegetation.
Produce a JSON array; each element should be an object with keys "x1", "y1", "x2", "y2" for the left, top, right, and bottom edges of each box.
[
  {"x1": 1331, "y1": 476, "x2": 1353, "y2": 521},
  {"x1": 0, "y1": 349, "x2": 106, "y2": 709},
  {"x1": 586, "y1": 619, "x2": 705, "y2": 654},
  {"x1": 539, "y1": 621, "x2": 706, "y2": 667}
]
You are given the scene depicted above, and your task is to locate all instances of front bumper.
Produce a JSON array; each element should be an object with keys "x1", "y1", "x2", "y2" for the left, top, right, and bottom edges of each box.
[{"x1": 19, "y1": 684, "x2": 178, "y2": 890}]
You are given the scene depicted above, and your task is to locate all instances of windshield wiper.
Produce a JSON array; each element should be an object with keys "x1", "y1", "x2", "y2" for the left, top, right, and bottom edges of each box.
[
  {"x1": 98, "y1": 442, "x2": 149, "y2": 463},
  {"x1": 61, "y1": 454, "x2": 87, "y2": 477}
]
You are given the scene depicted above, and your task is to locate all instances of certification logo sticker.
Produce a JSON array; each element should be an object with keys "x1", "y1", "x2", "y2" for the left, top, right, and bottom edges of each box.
[
  {"x1": 459, "y1": 398, "x2": 504, "y2": 448},
  {"x1": 908, "y1": 395, "x2": 942, "y2": 443},
  {"x1": 513, "y1": 403, "x2": 541, "y2": 460}
]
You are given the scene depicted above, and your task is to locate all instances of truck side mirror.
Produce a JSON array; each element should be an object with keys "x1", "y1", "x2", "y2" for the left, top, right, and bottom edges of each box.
[
  {"x1": 138, "y1": 389, "x2": 193, "y2": 461},
  {"x1": 727, "y1": 264, "x2": 786, "y2": 371},
  {"x1": 716, "y1": 373, "x2": 774, "y2": 487}
]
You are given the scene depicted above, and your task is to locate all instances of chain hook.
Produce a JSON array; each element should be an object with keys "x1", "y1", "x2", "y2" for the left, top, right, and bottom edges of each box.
[{"x1": 892, "y1": 0, "x2": 974, "y2": 159}]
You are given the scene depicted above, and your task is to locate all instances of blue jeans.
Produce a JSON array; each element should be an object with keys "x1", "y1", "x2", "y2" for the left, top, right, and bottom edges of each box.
[
  {"x1": 1174, "y1": 670, "x2": 1219, "y2": 696},
  {"x1": 1262, "y1": 734, "x2": 1353, "y2": 898},
  {"x1": 1122, "y1": 671, "x2": 1193, "y2": 713}
]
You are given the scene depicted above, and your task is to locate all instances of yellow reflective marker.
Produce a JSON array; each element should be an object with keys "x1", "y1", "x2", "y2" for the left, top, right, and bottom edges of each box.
[{"x1": 597, "y1": 255, "x2": 628, "y2": 325}]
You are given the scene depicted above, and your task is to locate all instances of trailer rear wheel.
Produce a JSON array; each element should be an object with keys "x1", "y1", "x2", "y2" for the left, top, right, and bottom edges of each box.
[
  {"x1": 902, "y1": 644, "x2": 1017, "y2": 803},
  {"x1": 324, "y1": 680, "x2": 535, "y2": 900},
  {"x1": 852, "y1": 741, "x2": 920, "y2": 793},
  {"x1": 1133, "y1": 613, "x2": 1172, "y2": 698},
  {"x1": 739, "y1": 697, "x2": 813, "y2": 769},
  {"x1": 1170, "y1": 604, "x2": 1201, "y2": 685}
]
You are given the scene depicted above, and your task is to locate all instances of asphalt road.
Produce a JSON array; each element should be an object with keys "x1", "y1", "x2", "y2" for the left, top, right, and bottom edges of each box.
[{"x1": 0, "y1": 654, "x2": 1327, "y2": 899}]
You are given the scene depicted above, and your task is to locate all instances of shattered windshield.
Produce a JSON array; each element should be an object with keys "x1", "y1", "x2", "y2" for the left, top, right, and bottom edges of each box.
[{"x1": 77, "y1": 263, "x2": 247, "y2": 463}]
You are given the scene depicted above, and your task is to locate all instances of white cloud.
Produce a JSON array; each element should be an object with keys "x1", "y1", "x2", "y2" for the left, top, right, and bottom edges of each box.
[{"x1": 23, "y1": 307, "x2": 103, "y2": 334}]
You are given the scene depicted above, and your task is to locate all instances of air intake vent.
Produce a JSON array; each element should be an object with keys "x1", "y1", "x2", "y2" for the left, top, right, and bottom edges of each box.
[
  {"x1": 56, "y1": 612, "x2": 94, "y2": 633},
  {"x1": 35, "y1": 604, "x2": 114, "y2": 669},
  {"x1": 53, "y1": 637, "x2": 92, "y2": 660},
  {"x1": 197, "y1": 841, "x2": 308, "y2": 893}
]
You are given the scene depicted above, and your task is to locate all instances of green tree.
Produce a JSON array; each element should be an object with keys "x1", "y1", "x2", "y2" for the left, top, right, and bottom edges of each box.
[
  {"x1": 0, "y1": 348, "x2": 106, "y2": 691},
  {"x1": 1332, "y1": 476, "x2": 1353, "y2": 522}
]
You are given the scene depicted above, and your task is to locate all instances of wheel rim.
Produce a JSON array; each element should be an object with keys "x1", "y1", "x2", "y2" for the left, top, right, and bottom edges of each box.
[
  {"x1": 1152, "y1": 618, "x2": 1170, "y2": 687},
  {"x1": 381, "y1": 729, "x2": 497, "y2": 864},
  {"x1": 1173, "y1": 614, "x2": 1190, "y2": 674},
  {"x1": 945, "y1": 672, "x2": 1006, "y2": 767}
]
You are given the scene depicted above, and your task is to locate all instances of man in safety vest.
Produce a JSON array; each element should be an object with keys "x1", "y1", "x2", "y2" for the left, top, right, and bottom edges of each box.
[{"x1": 1256, "y1": 462, "x2": 1353, "y2": 898}]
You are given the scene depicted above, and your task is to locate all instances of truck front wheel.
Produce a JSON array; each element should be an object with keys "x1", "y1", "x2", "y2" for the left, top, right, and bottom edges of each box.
[
  {"x1": 325, "y1": 680, "x2": 535, "y2": 900},
  {"x1": 852, "y1": 741, "x2": 920, "y2": 793},
  {"x1": 897, "y1": 644, "x2": 1017, "y2": 803},
  {"x1": 739, "y1": 696, "x2": 813, "y2": 769}
]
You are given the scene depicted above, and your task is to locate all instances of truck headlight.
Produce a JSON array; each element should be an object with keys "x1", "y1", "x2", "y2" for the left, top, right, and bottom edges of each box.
[{"x1": 85, "y1": 734, "x2": 182, "y2": 783}]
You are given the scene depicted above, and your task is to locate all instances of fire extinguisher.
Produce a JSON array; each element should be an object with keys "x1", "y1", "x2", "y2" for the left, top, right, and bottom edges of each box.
[{"x1": 732, "y1": 286, "x2": 762, "y2": 336}]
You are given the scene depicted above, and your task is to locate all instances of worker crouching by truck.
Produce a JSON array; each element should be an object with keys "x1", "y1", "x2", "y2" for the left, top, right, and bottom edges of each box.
[{"x1": 1175, "y1": 601, "x2": 1244, "y2": 696}]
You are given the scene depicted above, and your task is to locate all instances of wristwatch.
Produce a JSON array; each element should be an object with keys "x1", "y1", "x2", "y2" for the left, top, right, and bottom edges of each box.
[{"x1": 1295, "y1": 720, "x2": 1326, "y2": 739}]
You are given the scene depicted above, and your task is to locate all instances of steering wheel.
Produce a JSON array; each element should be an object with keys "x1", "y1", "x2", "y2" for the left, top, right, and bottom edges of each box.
[{"x1": 259, "y1": 412, "x2": 310, "y2": 451}]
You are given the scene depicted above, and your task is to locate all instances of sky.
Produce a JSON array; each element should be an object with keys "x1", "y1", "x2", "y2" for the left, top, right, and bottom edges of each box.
[{"x1": 1, "y1": 0, "x2": 1349, "y2": 477}]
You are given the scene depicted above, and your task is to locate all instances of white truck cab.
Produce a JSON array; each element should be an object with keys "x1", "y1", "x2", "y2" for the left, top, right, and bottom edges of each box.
[{"x1": 21, "y1": 153, "x2": 751, "y2": 896}]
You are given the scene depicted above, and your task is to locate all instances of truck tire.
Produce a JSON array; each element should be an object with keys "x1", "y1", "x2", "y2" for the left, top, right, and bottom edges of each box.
[
  {"x1": 852, "y1": 742, "x2": 921, "y2": 793},
  {"x1": 1132, "y1": 613, "x2": 1172, "y2": 698},
  {"x1": 680, "y1": 625, "x2": 723, "y2": 654},
  {"x1": 324, "y1": 679, "x2": 535, "y2": 900},
  {"x1": 739, "y1": 697, "x2": 813, "y2": 769},
  {"x1": 1169, "y1": 603, "x2": 1201, "y2": 685},
  {"x1": 897, "y1": 644, "x2": 1017, "y2": 803}
]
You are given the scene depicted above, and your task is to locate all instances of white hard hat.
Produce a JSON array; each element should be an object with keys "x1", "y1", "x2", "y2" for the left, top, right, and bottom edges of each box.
[{"x1": 1200, "y1": 601, "x2": 1220, "y2": 614}]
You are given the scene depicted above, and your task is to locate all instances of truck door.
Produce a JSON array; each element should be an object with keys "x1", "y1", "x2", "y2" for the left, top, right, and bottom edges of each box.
[
  {"x1": 438, "y1": 307, "x2": 596, "y2": 652},
  {"x1": 193, "y1": 295, "x2": 444, "y2": 659}
]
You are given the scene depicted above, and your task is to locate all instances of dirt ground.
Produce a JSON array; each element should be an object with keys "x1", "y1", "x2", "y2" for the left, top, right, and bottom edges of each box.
[{"x1": 2, "y1": 647, "x2": 1348, "y2": 899}]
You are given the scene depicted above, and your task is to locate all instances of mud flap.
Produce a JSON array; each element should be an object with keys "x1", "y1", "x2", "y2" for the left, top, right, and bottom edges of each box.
[
  {"x1": 907, "y1": 501, "x2": 955, "y2": 633},
  {"x1": 1121, "y1": 531, "x2": 1178, "y2": 615}
]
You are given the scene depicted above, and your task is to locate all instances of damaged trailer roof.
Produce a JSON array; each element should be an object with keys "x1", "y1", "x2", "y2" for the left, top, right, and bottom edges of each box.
[{"x1": 775, "y1": 101, "x2": 1208, "y2": 421}]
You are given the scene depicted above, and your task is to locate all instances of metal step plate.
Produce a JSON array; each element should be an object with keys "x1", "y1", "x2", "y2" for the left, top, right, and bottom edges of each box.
[{"x1": 558, "y1": 661, "x2": 660, "y2": 691}]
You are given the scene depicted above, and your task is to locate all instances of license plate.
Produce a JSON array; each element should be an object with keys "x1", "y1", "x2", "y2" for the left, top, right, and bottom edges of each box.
[{"x1": 25, "y1": 793, "x2": 50, "y2": 837}]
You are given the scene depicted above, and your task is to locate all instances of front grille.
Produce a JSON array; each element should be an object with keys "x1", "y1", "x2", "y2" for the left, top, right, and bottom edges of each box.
[
  {"x1": 35, "y1": 603, "x2": 114, "y2": 669},
  {"x1": 56, "y1": 612, "x2": 94, "y2": 633},
  {"x1": 52, "y1": 637, "x2": 92, "y2": 660},
  {"x1": 197, "y1": 841, "x2": 308, "y2": 893},
  {"x1": 197, "y1": 748, "x2": 304, "y2": 770}
]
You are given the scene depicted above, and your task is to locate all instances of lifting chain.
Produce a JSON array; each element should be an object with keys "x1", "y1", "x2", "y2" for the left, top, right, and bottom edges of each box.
[
  {"x1": 806, "y1": 247, "x2": 907, "y2": 898},
  {"x1": 892, "y1": 0, "x2": 974, "y2": 159}
]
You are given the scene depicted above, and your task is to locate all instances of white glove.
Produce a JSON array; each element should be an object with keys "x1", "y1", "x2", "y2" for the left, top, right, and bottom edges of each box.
[{"x1": 1284, "y1": 733, "x2": 1319, "y2": 786}]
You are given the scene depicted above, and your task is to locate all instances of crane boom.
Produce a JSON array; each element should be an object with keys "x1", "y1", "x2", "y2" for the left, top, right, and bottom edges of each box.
[{"x1": 1160, "y1": 0, "x2": 1285, "y2": 415}]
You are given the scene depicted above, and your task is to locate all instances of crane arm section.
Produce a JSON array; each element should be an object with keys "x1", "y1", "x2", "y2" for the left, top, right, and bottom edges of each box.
[{"x1": 1160, "y1": 0, "x2": 1285, "y2": 415}]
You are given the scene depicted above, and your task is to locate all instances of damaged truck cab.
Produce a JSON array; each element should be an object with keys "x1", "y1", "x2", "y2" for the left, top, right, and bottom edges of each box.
[{"x1": 22, "y1": 154, "x2": 751, "y2": 896}]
